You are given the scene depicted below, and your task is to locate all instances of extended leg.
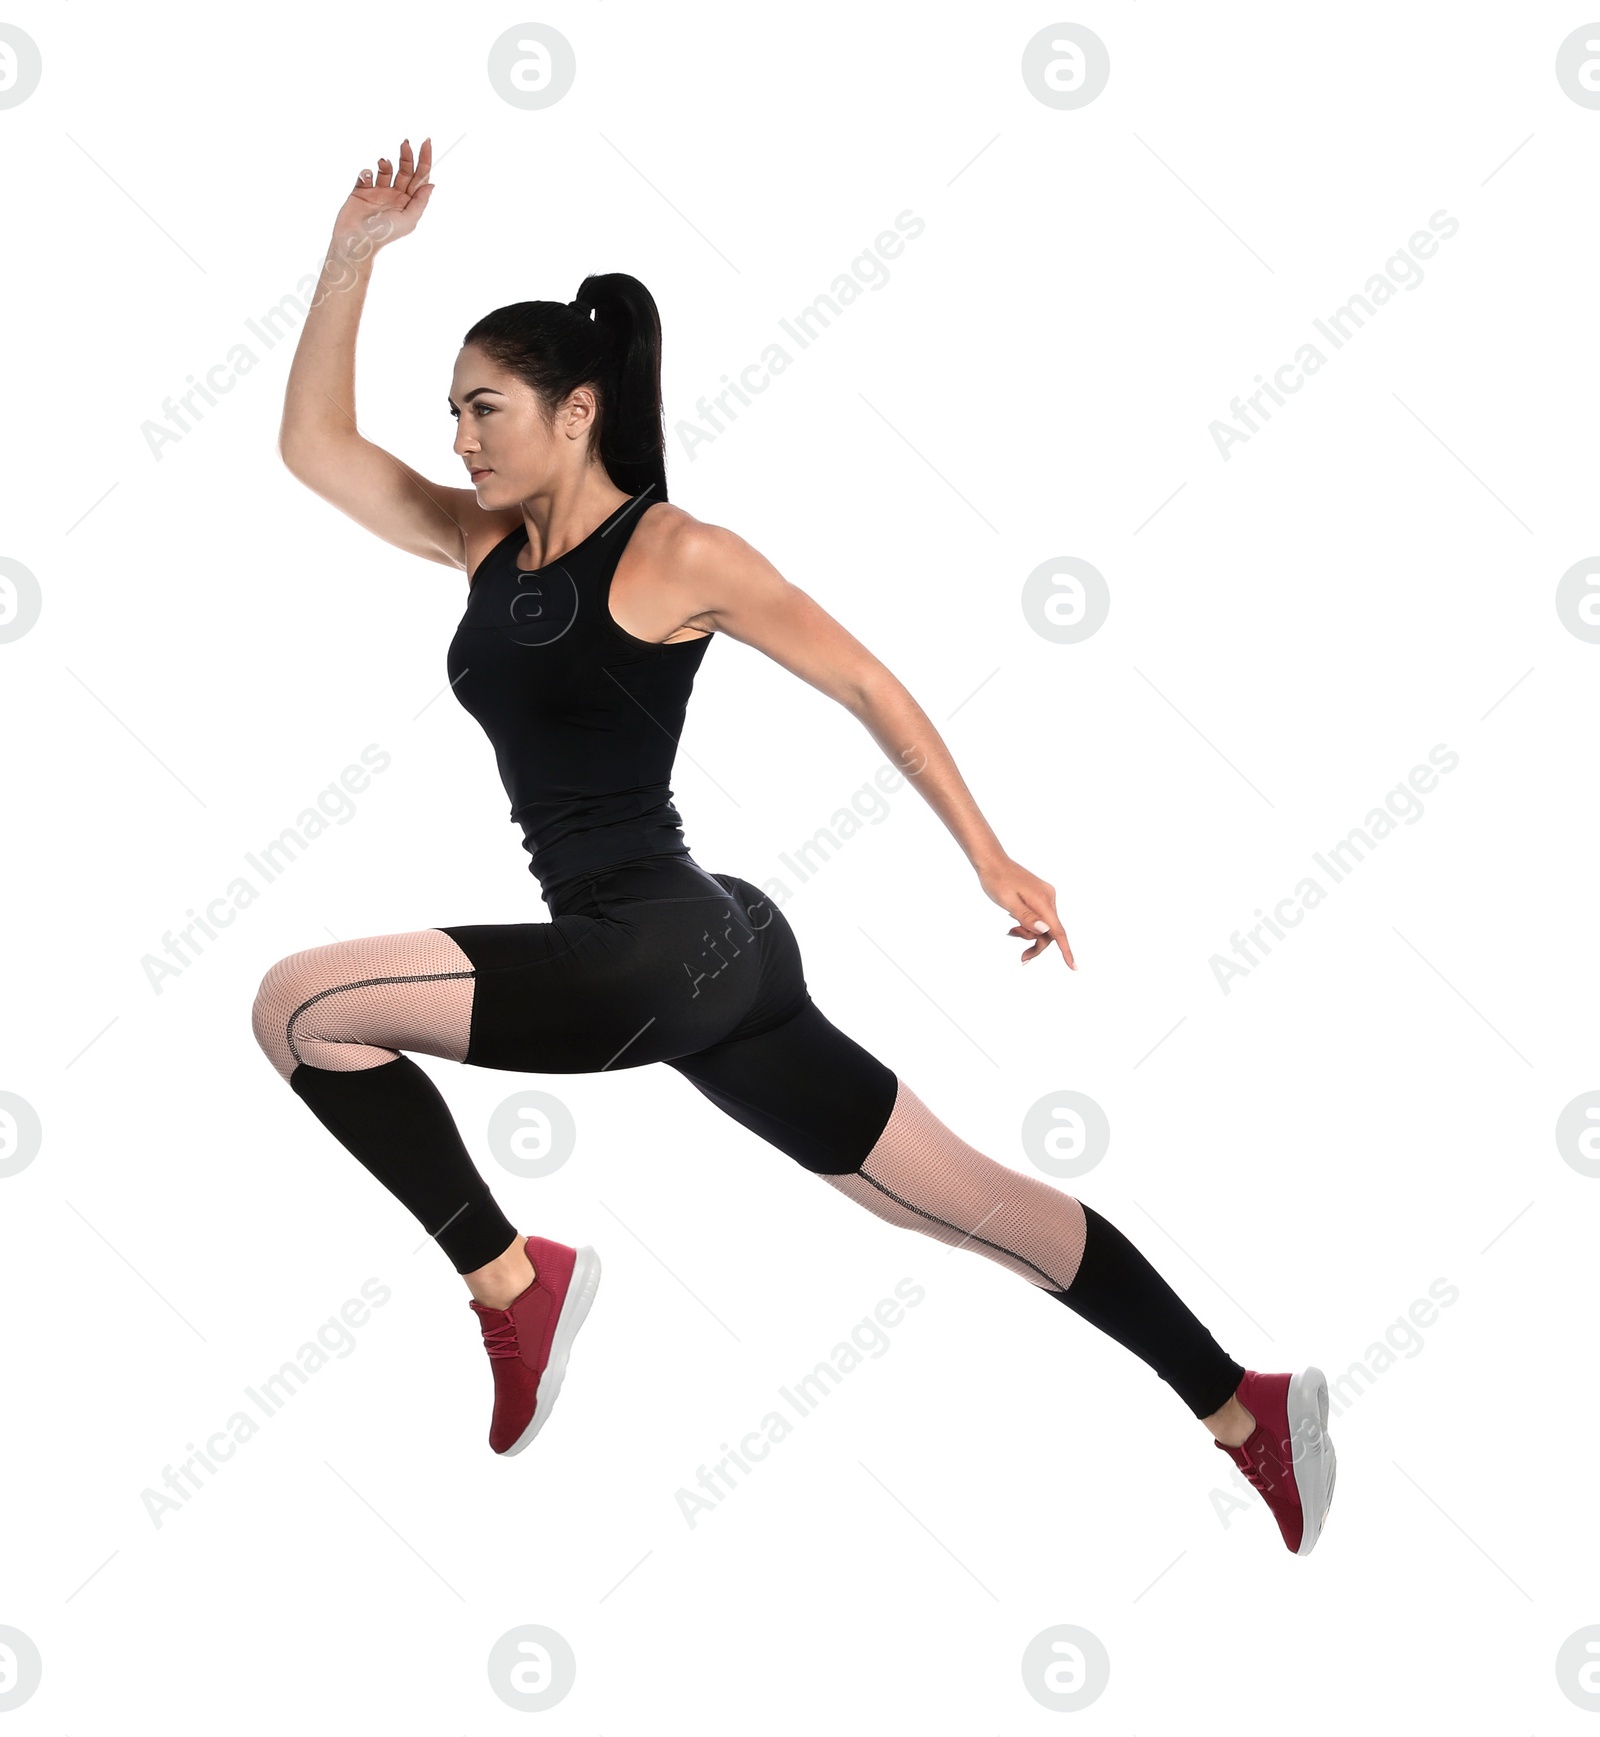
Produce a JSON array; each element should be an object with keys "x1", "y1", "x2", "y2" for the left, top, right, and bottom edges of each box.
[
  {"x1": 671, "y1": 990, "x2": 1337, "y2": 1548},
  {"x1": 669, "y1": 995, "x2": 1245, "y2": 1421}
]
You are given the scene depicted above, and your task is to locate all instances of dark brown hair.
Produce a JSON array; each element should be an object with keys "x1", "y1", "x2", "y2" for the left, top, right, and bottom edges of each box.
[{"x1": 463, "y1": 272, "x2": 667, "y2": 502}]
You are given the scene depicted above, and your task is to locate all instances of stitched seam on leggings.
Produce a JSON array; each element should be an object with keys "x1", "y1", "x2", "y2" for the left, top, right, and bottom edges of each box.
[
  {"x1": 857, "y1": 1169, "x2": 1068, "y2": 1291},
  {"x1": 285, "y1": 970, "x2": 477, "y2": 1067}
]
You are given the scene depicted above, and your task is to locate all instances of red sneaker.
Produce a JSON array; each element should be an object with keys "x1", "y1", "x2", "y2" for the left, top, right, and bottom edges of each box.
[
  {"x1": 469, "y1": 1235, "x2": 602, "y2": 1456},
  {"x1": 1214, "y1": 1366, "x2": 1336, "y2": 1556}
]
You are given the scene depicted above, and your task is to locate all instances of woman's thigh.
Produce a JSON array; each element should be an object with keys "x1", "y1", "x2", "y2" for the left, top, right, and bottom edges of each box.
[
  {"x1": 252, "y1": 861, "x2": 844, "y2": 1090},
  {"x1": 251, "y1": 929, "x2": 478, "y2": 1079},
  {"x1": 441, "y1": 872, "x2": 777, "y2": 1073},
  {"x1": 667, "y1": 993, "x2": 900, "y2": 1174}
]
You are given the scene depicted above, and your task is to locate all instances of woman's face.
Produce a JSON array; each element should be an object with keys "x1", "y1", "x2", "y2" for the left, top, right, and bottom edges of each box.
[{"x1": 448, "y1": 344, "x2": 597, "y2": 505}]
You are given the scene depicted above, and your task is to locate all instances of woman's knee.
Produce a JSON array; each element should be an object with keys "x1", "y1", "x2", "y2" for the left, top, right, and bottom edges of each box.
[{"x1": 251, "y1": 945, "x2": 334, "y2": 1080}]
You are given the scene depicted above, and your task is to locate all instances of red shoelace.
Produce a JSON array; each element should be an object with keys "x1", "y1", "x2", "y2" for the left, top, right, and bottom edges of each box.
[
  {"x1": 478, "y1": 1312, "x2": 521, "y2": 1359},
  {"x1": 1234, "y1": 1437, "x2": 1286, "y2": 1495}
]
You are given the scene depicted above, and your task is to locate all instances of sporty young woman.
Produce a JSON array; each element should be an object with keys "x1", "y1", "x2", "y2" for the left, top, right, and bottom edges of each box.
[{"x1": 253, "y1": 139, "x2": 1336, "y2": 1555}]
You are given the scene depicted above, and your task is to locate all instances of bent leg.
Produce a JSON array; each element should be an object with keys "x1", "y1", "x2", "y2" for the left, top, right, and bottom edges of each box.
[
  {"x1": 251, "y1": 930, "x2": 517, "y2": 1274},
  {"x1": 670, "y1": 992, "x2": 1245, "y2": 1419}
]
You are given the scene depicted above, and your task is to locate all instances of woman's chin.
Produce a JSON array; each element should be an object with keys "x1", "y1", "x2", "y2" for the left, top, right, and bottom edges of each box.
[{"x1": 472, "y1": 472, "x2": 524, "y2": 509}]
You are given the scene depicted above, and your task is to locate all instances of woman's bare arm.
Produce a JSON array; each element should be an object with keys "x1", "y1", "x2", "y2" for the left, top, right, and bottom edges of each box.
[
  {"x1": 277, "y1": 139, "x2": 485, "y2": 571},
  {"x1": 667, "y1": 519, "x2": 1075, "y2": 967}
]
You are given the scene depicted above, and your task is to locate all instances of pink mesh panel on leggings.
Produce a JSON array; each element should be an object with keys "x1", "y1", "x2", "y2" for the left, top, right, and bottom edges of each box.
[
  {"x1": 821, "y1": 1078, "x2": 1088, "y2": 1292},
  {"x1": 250, "y1": 930, "x2": 476, "y2": 1080}
]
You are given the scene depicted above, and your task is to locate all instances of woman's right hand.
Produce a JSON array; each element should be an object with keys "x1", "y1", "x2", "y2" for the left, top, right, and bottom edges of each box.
[{"x1": 330, "y1": 137, "x2": 434, "y2": 252}]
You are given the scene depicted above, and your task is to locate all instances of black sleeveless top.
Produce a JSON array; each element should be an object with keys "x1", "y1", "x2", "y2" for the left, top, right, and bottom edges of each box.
[{"x1": 446, "y1": 489, "x2": 714, "y2": 901}]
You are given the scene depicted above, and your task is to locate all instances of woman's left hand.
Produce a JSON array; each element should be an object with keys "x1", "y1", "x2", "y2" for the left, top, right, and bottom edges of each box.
[{"x1": 978, "y1": 856, "x2": 1075, "y2": 968}]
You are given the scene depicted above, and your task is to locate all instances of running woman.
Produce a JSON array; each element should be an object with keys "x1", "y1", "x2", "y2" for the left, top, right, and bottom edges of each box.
[{"x1": 255, "y1": 139, "x2": 1335, "y2": 1554}]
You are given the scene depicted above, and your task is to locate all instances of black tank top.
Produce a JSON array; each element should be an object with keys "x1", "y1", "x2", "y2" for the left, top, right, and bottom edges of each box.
[{"x1": 446, "y1": 488, "x2": 714, "y2": 901}]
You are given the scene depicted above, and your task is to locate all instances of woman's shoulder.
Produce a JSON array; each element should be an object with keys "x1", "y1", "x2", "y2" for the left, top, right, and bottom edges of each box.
[
  {"x1": 627, "y1": 501, "x2": 800, "y2": 638},
  {"x1": 637, "y1": 500, "x2": 759, "y2": 573},
  {"x1": 636, "y1": 497, "x2": 699, "y2": 546},
  {"x1": 619, "y1": 500, "x2": 745, "y2": 640}
]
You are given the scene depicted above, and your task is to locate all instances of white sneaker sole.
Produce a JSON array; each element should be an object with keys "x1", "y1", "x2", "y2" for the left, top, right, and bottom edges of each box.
[
  {"x1": 501, "y1": 1245, "x2": 602, "y2": 1457},
  {"x1": 1286, "y1": 1364, "x2": 1336, "y2": 1556}
]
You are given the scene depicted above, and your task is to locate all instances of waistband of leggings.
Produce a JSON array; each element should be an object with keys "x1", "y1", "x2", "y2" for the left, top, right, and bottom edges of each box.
[{"x1": 542, "y1": 851, "x2": 727, "y2": 915}]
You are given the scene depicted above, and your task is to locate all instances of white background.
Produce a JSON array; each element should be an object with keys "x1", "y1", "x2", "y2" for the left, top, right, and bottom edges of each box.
[{"x1": 2, "y1": 2, "x2": 1596, "y2": 1729}]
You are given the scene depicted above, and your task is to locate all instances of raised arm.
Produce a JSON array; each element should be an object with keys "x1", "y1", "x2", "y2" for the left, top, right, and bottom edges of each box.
[
  {"x1": 278, "y1": 138, "x2": 483, "y2": 571},
  {"x1": 666, "y1": 519, "x2": 1075, "y2": 968}
]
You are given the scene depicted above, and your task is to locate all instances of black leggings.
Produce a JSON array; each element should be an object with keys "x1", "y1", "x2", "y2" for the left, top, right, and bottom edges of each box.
[
  {"x1": 446, "y1": 856, "x2": 901, "y2": 1170},
  {"x1": 267, "y1": 854, "x2": 1246, "y2": 1419}
]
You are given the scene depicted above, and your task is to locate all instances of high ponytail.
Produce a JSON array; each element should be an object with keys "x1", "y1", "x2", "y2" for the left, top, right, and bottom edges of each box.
[{"x1": 462, "y1": 272, "x2": 668, "y2": 503}]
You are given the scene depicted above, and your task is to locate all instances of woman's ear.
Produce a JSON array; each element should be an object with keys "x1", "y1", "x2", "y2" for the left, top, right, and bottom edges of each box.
[{"x1": 564, "y1": 384, "x2": 600, "y2": 436}]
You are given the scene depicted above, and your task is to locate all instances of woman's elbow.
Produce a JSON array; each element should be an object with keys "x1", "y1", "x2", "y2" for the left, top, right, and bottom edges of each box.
[{"x1": 840, "y1": 662, "x2": 904, "y2": 719}]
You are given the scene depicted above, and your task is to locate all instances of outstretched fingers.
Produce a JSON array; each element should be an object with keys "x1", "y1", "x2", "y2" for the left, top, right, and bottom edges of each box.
[
  {"x1": 394, "y1": 136, "x2": 433, "y2": 196},
  {"x1": 355, "y1": 139, "x2": 432, "y2": 199},
  {"x1": 1007, "y1": 896, "x2": 1075, "y2": 969}
]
